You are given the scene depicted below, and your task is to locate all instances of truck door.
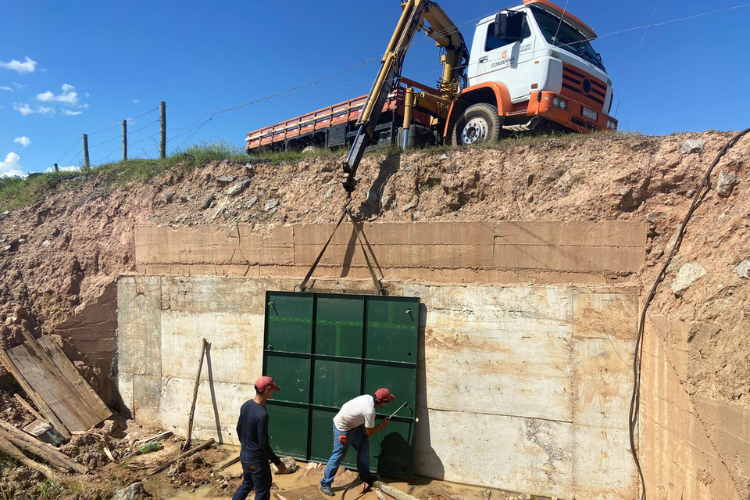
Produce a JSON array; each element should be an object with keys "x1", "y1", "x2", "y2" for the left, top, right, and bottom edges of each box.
[{"x1": 469, "y1": 11, "x2": 535, "y2": 102}]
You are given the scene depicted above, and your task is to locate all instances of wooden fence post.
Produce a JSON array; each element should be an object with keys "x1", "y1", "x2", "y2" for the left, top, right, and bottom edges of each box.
[
  {"x1": 159, "y1": 101, "x2": 166, "y2": 159},
  {"x1": 82, "y1": 134, "x2": 90, "y2": 169},
  {"x1": 122, "y1": 120, "x2": 128, "y2": 161},
  {"x1": 53, "y1": 163, "x2": 59, "y2": 172}
]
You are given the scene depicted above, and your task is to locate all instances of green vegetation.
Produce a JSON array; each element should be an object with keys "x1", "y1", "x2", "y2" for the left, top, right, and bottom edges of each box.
[
  {"x1": 35, "y1": 479, "x2": 64, "y2": 499},
  {"x1": 0, "y1": 132, "x2": 635, "y2": 212}
]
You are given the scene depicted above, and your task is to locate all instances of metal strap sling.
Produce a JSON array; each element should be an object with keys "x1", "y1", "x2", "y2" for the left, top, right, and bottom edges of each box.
[{"x1": 297, "y1": 203, "x2": 386, "y2": 296}]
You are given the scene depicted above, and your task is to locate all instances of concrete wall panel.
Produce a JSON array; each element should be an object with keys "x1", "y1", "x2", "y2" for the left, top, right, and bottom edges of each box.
[
  {"x1": 160, "y1": 312, "x2": 264, "y2": 382},
  {"x1": 423, "y1": 326, "x2": 573, "y2": 421},
  {"x1": 494, "y1": 221, "x2": 646, "y2": 247},
  {"x1": 416, "y1": 409, "x2": 573, "y2": 499},
  {"x1": 117, "y1": 276, "x2": 162, "y2": 376},
  {"x1": 641, "y1": 316, "x2": 744, "y2": 500}
]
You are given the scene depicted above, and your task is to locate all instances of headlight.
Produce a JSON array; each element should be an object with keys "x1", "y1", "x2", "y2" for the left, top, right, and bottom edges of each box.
[
  {"x1": 607, "y1": 119, "x2": 617, "y2": 130},
  {"x1": 581, "y1": 107, "x2": 598, "y2": 121},
  {"x1": 552, "y1": 97, "x2": 568, "y2": 110}
]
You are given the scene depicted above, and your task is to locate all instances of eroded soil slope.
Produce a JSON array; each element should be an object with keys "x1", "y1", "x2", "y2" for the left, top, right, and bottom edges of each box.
[{"x1": 0, "y1": 129, "x2": 748, "y2": 416}]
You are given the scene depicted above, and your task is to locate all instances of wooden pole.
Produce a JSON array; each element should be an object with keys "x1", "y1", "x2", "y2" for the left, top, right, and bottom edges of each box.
[
  {"x1": 0, "y1": 420, "x2": 87, "y2": 474},
  {"x1": 0, "y1": 436, "x2": 56, "y2": 480},
  {"x1": 147, "y1": 438, "x2": 214, "y2": 476},
  {"x1": 183, "y1": 338, "x2": 208, "y2": 452},
  {"x1": 82, "y1": 134, "x2": 90, "y2": 169},
  {"x1": 53, "y1": 163, "x2": 59, "y2": 172},
  {"x1": 159, "y1": 101, "x2": 166, "y2": 158},
  {"x1": 122, "y1": 119, "x2": 128, "y2": 161}
]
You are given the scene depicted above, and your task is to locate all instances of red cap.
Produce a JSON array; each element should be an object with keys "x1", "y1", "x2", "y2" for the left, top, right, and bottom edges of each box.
[
  {"x1": 375, "y1": 388, "x2": 395, "y2": 403},
  {"x1": 255, "y1": 376, "x2": 281, "y2": 392}
]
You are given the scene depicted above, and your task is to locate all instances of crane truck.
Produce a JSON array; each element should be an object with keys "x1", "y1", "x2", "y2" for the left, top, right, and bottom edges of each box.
[{"x1": 245, "y1": 0, "x2": 617, "y2": 193}]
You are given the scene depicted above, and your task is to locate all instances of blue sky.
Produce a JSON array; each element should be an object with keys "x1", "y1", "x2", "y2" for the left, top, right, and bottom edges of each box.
[{"x1": 1, "y1": 0, "x2": 749, "y2": 176}]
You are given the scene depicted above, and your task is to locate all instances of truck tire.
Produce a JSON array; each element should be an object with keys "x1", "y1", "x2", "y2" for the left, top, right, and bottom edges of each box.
[{"x1": 451, "y1": 103, "x2": 503, "y2": 146}]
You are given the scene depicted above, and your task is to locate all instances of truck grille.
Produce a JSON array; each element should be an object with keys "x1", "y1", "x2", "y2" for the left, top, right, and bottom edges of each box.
[{"x1": 561, "y1": 64, "x2": 607, "y2": 112}]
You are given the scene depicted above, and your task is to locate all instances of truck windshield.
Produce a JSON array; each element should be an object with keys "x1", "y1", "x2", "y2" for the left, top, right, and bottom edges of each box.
[{"x1": 530, "y1": 6, "x2": 605, "y2": 71}]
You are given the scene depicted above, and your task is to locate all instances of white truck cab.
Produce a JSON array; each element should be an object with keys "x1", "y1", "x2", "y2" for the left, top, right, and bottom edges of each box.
[{"x1": 459, "y1": 0, "x2": 617, "y2": 134}]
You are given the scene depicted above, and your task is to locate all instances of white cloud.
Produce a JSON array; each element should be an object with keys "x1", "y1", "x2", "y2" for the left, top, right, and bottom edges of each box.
[
  {"x1": 45, "y1": 165, "x2": 79, "y2": 173},
  {"x1": 62, "y1": 109, "x2": 82, "y2": 116},
  {"x1": 0, "y1": 152, "x2": 24, "y2": 177},
  {"x1": 36, "y1": 91, "x2": 55, "y2": 102},
  {"x1": 0, "y1": 57, "x2": 37, "y2": 74},
  {"x1": 126, "y1": 117, "x2": 136, "y2": 124},
  {"x1": 36, "y1": 83, "x2": 78, "y2": 105},
  {"x1": 133, "y1": 99, "x2": 140, "y2": 104},
  {"x1": 14, "y1": 137, "x2": 30, "y2": 147},
  {"x1": 12, "y1": 83, "x2": 26, "y2": 90},
  {"x1": 13, "y1": 102, "x2": 34, "y2": 116},
  {"x1": 0, "y1": 86, "x2": 12, "y2": 92},
  {"x1": 37, "y1": 106, "x2": 55, "y2": 116}
]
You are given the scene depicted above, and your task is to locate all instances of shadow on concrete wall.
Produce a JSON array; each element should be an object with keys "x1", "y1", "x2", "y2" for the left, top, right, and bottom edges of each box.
[{"x1": 416, "y1": 302, "x2": 445, "y2": 479}]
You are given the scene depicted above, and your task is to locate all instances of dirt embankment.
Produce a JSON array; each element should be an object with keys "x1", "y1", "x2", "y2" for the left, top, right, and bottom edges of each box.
[{"x1": 0, "y1": 130, "x2": 748, "y2": 497}]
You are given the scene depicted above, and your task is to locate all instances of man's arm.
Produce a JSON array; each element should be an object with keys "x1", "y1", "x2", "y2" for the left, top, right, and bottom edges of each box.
[
  {"x1": 364, "y1": 417, "x2": 390, "y2": 437},
  {"x1": 257, "y1": 413, "x2": 282, "y2": 465}
]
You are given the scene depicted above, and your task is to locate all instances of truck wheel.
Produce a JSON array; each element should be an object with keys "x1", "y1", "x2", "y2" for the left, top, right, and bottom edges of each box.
[{"x1": 451, "y1": 103, "x2": 503, "y2": 146}]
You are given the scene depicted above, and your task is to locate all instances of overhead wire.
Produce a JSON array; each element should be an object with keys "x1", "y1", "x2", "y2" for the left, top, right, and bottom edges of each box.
[{"x1": 613, "y1": 0, "x2": 662, "y2": 118}]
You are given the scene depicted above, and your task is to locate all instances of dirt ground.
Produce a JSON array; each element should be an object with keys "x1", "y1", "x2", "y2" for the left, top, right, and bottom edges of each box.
[{"x1": 1, "y1": 130, "x2": 749, "y2": 498}]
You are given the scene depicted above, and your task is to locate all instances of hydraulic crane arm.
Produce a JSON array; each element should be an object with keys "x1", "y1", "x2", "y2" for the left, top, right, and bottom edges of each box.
[{"x1": 341, "y1": 0, "x2": 468, "y2": 194}]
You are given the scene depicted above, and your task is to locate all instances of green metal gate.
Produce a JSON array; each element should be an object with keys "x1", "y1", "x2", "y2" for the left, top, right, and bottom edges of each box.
[{"x1": 263, "y1": 291, "x2": 419, "y2": 479}]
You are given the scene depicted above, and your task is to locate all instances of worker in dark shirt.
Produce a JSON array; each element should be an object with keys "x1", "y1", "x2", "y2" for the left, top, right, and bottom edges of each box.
[{"x1": 232, "y1": 376, "x2": 287, "y2": 500}]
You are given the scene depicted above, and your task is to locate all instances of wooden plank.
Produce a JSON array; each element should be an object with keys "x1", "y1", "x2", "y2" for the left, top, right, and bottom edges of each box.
[
  {"x1": 6, "y1": 344, "x2": 88, "y2": 431},
  {"x1": 38, "y1": 336, "x2": 112, "y2": 423},
  {"x1": 14, "y1": 393, "x2": 46, "y2": 422},
  {"x1": 0, "y1": 349, "x2": 71, "y2": 440},
  {"x1": 0, "y1": 421, "x2": 87, "y2": 473}
]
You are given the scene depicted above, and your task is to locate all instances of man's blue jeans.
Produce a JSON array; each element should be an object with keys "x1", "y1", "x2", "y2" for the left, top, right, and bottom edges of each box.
[
  {"x1": 321, "y1": 424, "x2": 370, "y2": 488},
  {"x1": 233, "y1": 461, "x2": 272, "y2": 500}
]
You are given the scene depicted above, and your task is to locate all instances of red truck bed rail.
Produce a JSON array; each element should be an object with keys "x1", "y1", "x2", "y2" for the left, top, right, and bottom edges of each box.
[{"x1": 246, "y1": 88, "x2": 407, "y2": 151}]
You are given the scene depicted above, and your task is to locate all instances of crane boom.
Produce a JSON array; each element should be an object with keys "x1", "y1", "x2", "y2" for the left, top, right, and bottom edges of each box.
[{"x1": 341, "y1": 0, "x2": 468, "y2": 193}]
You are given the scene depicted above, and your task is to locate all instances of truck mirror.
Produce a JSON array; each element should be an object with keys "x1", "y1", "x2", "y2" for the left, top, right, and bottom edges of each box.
[
  {"x1": 494, "y1": 11, "x2": 523, "y2": 42},
  {"x1": 494, "y1": 12, "x2": 507, "y2": 39}
]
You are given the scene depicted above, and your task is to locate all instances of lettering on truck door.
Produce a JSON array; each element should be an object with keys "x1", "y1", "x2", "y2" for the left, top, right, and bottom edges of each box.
[{"x1": 471, "y1": 13, "x2": 535, "y2": 103}]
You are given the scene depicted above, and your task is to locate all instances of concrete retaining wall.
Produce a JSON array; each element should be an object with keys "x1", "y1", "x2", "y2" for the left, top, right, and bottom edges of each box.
[
  {"x1": 640, "y1": 315, "x2": 750, "y2": 500},
  {"x1": 118, "y1": 276, "x2": 638, "y2": 500},
  {"x1": 117, "y1": 220, "x2": 646, "y2": 499},
  {"x1": 134, "y1": 220, "x2": 646, "y2": 285}
]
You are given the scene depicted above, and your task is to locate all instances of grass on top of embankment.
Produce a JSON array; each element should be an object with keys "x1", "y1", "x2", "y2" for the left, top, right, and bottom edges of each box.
[{"x1": 0, "y1": 132, "x2": 634, "y2": 212}]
